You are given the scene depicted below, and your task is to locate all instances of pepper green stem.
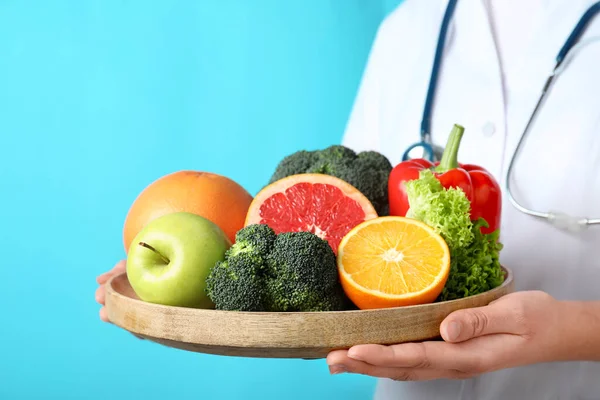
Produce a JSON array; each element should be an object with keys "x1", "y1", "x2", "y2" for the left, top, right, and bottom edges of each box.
[{"x1": 435, "y1": 124, "x2": 465, "y2": 172}]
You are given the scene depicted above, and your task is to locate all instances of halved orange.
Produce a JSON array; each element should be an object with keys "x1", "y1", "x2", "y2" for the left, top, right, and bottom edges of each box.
[{"x1": 337, "y1": 216, "x2": 450, "y2": 309}]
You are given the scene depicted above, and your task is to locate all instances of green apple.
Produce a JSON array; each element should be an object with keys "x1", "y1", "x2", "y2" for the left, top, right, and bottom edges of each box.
[{"x1": 126, "y1": 211, "x2": 232, "y2": 308}]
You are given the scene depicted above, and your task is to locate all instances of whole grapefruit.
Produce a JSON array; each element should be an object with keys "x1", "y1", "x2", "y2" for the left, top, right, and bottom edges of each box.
[{"x1": 123, "y1": 171, "x2": 253, "y2": 252}]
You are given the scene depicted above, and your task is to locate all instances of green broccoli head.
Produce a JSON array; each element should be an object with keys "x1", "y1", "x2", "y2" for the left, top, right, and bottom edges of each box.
[
  {"x1": 268, "y1": 145, "x2": 392, "y2": 215},
  {"x1": 337, "y1": 151, "x2": 393, "y2": 216},
  {"x1": 269, "y1": 150, "x2": 318, "y2": 184},
  {"x1": 206, "y1": 224, "x2": 276, "y2": 311},
  {"x1": 264, "y1": 279, "x2": 349, "y2": 312},
  {"x1": 316, "y1": 145, "x2": 358, "y2": 161},
  {"x1": 355, "y1": 151, "x2": 394, "y2": 171},
  {"x1": 228, "y1": 223, "x2": 276, "y2": 261},
  {"x1": 265, "y1": 231, "x2": 347, "y2": 312},
  {"x1": 306, "y1": 146, "x2": 356, "y2": 175},
  {"x1": 206, "y1": 225, "x2": 350, "y2": 312},
  {"x1": 205, "y1": 259, "x2": 266, "y2": 311}
]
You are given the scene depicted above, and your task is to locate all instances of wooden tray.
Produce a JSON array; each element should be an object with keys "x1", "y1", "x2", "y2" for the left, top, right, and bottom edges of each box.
[{"x1": 105, "y1": 267, "x2": 514, "y2": 359}]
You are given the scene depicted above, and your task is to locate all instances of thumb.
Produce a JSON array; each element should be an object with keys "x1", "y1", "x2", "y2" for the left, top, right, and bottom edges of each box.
[{"x1": 440, "y1": 301, "x2": 522, "y2": 343}]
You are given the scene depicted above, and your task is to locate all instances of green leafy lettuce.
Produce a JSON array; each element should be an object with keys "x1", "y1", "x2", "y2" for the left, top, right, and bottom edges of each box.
[{"x1": 405, "y1": 169, "x2": 504, "y2": 301}]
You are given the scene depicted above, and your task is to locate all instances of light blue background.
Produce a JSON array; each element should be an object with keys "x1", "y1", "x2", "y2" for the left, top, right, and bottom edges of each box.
[{"x1": 0, "y1": 1, "x2": 403, "y2": 399}]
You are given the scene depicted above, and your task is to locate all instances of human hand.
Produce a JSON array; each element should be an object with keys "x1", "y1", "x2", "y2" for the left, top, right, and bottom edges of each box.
[
  {"x1": 95, "y1": 259, "x2": 126, "y2": 322},
  {"x1": 326, "y1": 291, "x2": 571, "y2": 381}
]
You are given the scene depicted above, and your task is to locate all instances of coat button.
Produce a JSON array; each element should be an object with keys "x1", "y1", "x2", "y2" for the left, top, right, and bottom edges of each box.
[{"x1": 482, "y1": 121, "x2": 496, "y2": 137}]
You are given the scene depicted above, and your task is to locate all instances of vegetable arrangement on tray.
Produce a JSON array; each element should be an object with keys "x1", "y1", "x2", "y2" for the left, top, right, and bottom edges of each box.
[{"x1": 122, "y1": 123, "x2": 505, "y2": 313}]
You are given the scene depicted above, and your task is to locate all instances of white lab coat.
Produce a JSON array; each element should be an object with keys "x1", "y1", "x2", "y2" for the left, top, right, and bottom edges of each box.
[{"x1": 342, "y1": 0, "x2": 600, "y2": 399}]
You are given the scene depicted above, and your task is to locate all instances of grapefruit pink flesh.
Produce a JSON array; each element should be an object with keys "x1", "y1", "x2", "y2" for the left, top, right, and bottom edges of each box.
[{"x1": 245, "y1": 174, "x2": 378, "y2": 254}]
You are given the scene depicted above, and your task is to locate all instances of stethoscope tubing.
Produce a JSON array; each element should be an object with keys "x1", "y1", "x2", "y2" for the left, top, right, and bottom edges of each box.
[{"x1": 404, "y1": 0, "x2": 600, "y2": 230}]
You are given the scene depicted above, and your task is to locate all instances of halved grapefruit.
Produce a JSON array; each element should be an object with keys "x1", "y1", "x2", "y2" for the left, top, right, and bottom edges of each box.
[{"x1": 245, "y1": 174, "x2": 378, "y2": 254}]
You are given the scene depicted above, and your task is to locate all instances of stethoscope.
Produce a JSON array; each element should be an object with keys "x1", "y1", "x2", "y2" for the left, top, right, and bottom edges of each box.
[{"x1": 402, "y1": 0, "x2": 600, "y2": 232}]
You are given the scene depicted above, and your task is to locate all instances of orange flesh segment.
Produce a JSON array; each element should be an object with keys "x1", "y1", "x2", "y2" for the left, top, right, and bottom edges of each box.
[{"x1": 339, "y1": 218, "x2": 450, "y2": 297}]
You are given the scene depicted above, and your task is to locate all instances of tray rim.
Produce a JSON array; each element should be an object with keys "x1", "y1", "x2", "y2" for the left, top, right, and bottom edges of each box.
[
  {"x1": 105, "y1": 266, "x2": 514, "y2": 357},
  {"x1": 105, "y1": 265, "x2": 513, "y2": 317}
]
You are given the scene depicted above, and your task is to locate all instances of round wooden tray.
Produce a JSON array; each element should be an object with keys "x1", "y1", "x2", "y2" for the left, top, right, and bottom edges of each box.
[{"x1": 105, "y1": 267, "x2": 514, "y2": 359}]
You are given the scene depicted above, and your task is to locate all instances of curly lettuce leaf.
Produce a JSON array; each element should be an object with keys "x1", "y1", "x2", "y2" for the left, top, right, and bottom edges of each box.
[
  {"x1": 438, "y1": 218, "x2": 505, "y2": 301},
  {"x1": 405, "y1": 169, "x2": 474, "y2": 249},
  {"x1": 405, "y1": 169, "x2": 504, "y2": 300}
]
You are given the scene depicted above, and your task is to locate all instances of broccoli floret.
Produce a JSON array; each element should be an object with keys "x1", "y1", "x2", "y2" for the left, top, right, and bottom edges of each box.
[
  {"x1": 292, "y1": 284, "x2": 349, "y2": 312},
  {"x1": 269, "y1": 150, "x2": 318, "y2": 184},
  {"x1": 228, "y1": 223, "x2": 276, "y2": 261},
  {"x1": 307, "y1": 146, "x2": 356, "y2": 175},
  {"x1": 264, "y1": 231, "x2": 345, "y2": 312},
  {"x1": 206, "y1": 224, "x2": 275, "y2": 311},
  {"x1": 268, "y1": 145, "x2": 392, "y2": 215},
  {"x1": 337, "y1": 151, "x2": 393, "y2": 216},
  {"x1": 205, "y1": 259, "x2": 265, "y2": 311},
  {"x1": 356, "y1": 150, "x2": 394, "y2": 171},
  {"x1": 205, "y1": 225, "x2": 350, "y2": 312},
  {"x1": 317, "y1": 145, "x2": 358, "y2": 161}
]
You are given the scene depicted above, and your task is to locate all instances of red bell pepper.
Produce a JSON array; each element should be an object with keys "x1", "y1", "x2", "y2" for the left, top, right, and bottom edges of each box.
[{"x1": 388, "y1": 124, "x2": 502, "y2": 234}]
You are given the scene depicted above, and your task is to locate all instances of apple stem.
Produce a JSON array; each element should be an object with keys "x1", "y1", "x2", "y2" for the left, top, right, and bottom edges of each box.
[{"x1": 138, "y1": 242, "x2": 170, "y2": 264}]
